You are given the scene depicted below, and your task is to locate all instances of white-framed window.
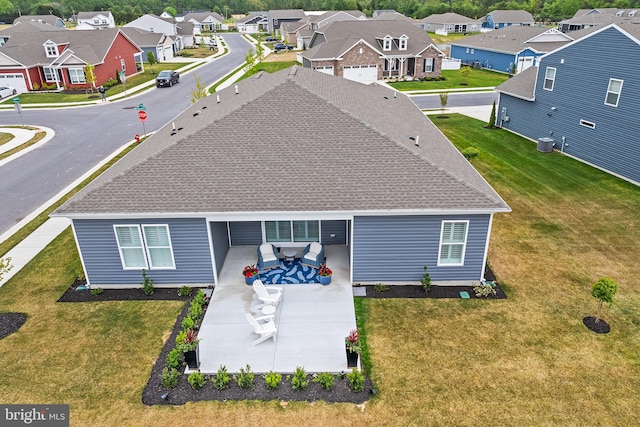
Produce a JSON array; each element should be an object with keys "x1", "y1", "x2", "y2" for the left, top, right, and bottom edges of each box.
[
  {"x1": 68, "y1": 68, "x2": 85, "y2": 84},
  {"x1": 264, "y1": 221, "x2": 320, "y2": 243},
  {"x1": 44, "y1": 42, "x2": 57, "y2": 58},
  {"x1": 580, "y1": 119, "x2": 596, "y2": 129},
  {"x1": 398, "y1": 36, "x2": 407, "y2": 50},
  {"x1": 43, "y1": 67, "x2": 57, "y2": 82},
  {"x1": 423, "y1": 57, "x2": 434, "y2": 72},
  {"x1": 114, "y1": 224, "x2": 176, "y2": 270},
  {"x1": 604, "y1": 78, "x2": 623, "y2": 107},
  {"x1": 543, "y1": 67, "x2": 556, "y2": 91},
  {"x1": 438, "y1": 221, "x2": 469, "y2": 266},
  {"x1": 383, "y1": 36, "x2": 392, "y2": 51}
]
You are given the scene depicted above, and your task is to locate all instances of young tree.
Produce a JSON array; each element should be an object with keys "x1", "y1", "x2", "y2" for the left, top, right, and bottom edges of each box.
[
  {"x1": 243, "y1": 48, "x2": 256, "y2": 73},
  {"x1": 439, "y1": 91, "x2": 449, "y2": 112},
  {"x1": 147, "y1": 51, "x2": 156, "y2": 74},
  {"x1": 591, "y1": 277, "x2": 618, "y2": 323},
  {"x1": 460, "y1": 66, "x2": 471, "y2": 85},
  {"x1": 0, "y1": 257, "x2": 13, "y2": 282},
  {"x1": 83, "y1": 64, "x2": 97, "y2": 92},
  {"x1": 190, "y1": 73, "x2": 208, "y2": 104},
  {"x1": 488, "y1": 100, "x2": 496, "y2": 128}
]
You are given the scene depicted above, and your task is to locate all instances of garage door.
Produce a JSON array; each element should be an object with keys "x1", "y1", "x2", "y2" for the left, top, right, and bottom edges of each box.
[
  {"x1": 343, "y1": 65, "x2": 378, "y2": 83},
  {"x1": 0, "y1": 73, "x2": 27, "y2": 93},
  {"x1": 516, "y1": 57, "x2": 534, "y2": 73},
  {"x1": 314, "y1": 66, "x2": 334, "y2": 76},
  {"x1": 163, "y1": 45, "x2": 174, "y2": 61}
]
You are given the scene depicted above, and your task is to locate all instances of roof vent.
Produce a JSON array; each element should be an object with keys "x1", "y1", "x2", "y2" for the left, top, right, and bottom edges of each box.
[{"x1": 193, "y1": 110, "x2": 201, "y2": 116}]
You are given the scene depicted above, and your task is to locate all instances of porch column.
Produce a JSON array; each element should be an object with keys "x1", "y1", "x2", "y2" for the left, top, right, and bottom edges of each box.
[{"x1": 399, "y1": 57, "x2": 406, "y2": 76}]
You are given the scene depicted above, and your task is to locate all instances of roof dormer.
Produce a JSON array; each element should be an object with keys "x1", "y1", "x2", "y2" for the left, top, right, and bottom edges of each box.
[
  {"x1": 43, "y1": 40, "x2": 58, "y2": 58},
  {"x1": 382, "y1": 35, "x2": 392, "y2": 51},
  {"x1": 398, "y1": 35, "x2": 408, "y2": 50}
]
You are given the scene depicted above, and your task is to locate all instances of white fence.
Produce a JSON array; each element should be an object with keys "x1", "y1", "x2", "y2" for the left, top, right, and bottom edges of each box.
[{"x1": 442, "y1": 58, "x2": 461, "y2": 70}]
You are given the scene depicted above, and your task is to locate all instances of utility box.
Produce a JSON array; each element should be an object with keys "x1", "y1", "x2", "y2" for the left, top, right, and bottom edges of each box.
[{"x1": 537, "y1": 137, "x2": 554, "y2": 153}]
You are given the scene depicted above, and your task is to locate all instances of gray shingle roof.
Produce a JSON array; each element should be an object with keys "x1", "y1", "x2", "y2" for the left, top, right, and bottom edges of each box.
[
  {"x1": 452, "y1": 26, "x2": 551, "y2": 53},
  {"x1": 487, "y1": 10, "x2": 534, "y2": 23},
  {"x1": 13, "y1": 15, "x2": 63, "y2": 26},
  {"x1": 269, "y1": 9, "x2": 306, "y2": 19},
  {"x1": 183, "y1": 12, "x2": 224, "y2": 23},
  {"x1": 120, "y1": 27, "x2": 165, "y2": 47},
  {"x1": 421, "y1": 12, "x2": 479, "y2": 24},
  {"x1": 309, "y1": 10, "x2": 366, "y2": 24},
  {"x1": 495, "y1": 66, "x2": 537, "y2": 99},
  {"x1": 236, "y1": 13, "x2": 266, "y2": 24},
  {"x1": 55, "y1": 66, "x2": 509, "y2": 217}
]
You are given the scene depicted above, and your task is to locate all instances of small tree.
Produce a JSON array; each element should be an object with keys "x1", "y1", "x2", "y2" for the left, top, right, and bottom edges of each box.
[
  {"x1": 460, "y1": 66, "x2": 471, "y2": 84},
  {"x1": 190, "y1": 73, "x2": 208, "y2": 103},
  {"x1": 591, "y1": 278, "x2": 618, "y2": 323},
  {"x1": 83, "y1": 64, "x2": 97, "y2": 91},
  {"x1": 243, "y1": 48, "x2": 256, "y2": 73},
  {"x1": 439, "y1": 91, "x2": 449, "y2": 112},
  {"x1": 488, "y1": 100, "x2": 497, "y2": 128},
  {"x1": 0, "y1": 257, "x2": 13, "y2": 282},
  {"x1": 147, "y1": 51, "x2": 156, "y2": 74}
]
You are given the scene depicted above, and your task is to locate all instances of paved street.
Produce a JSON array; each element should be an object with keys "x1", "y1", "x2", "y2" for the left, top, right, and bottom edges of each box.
[
  {"x1": 410, "y1": 91, "x2": 497, "y2": 109},
  {"x1": 0, "y1": 34, "x2": 253, "y2": 236}
]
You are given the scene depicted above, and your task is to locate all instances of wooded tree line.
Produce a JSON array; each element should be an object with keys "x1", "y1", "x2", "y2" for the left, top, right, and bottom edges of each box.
[{"x1": 3, "y1": 0, "x2": 638, "y2": 24}]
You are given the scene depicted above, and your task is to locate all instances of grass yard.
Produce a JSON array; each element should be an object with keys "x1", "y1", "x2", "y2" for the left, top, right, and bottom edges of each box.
[
  {"x1": 0, "y1": 131, "x2": 13, "y2": 147},
  {"x1": 390, "y1": 68, "x2": 510, "y2": 91},
  {"x1": 1, "y1": 115, "x2": 639, "y2": 425},
  {"x1": 243, "y1": 60, "x2": 299, "y2": 79}
]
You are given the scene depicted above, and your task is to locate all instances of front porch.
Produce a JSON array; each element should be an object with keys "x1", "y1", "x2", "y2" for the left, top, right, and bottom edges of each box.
[{"x1": 196, "y1": 245, "x2": 357, "y2": 374}]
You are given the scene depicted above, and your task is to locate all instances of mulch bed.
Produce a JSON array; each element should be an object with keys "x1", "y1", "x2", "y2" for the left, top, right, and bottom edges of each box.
[
  {"x1": 583, "y1": 316, "x2": 611, "y2": 334},
  {"x1": 57, "y1": 279, "x2": 195, "y2": 303},
  {"x1": 360, "y1": 283, "x2": 506, "y2": 299},
  {"x1": 0, "y1": 312, "x2": 27, "y2": 339}
]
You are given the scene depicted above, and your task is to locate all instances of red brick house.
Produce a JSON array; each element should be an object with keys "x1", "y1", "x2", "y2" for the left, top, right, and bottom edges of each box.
[
  {"x1": 301, "y1": 20, "x2": 444, "y2": 84},
  {"x1": 0, "y1": 22, "x2": 143, "y2": 93}
]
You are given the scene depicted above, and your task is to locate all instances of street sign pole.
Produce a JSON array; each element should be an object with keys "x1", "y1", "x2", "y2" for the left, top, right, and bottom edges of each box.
[
  {"x1": 12, "y1": 97, "x2": 23, "y2": 126},
  {"x1": 137, "y1": 109, "x2": 148, "y2": 137}
]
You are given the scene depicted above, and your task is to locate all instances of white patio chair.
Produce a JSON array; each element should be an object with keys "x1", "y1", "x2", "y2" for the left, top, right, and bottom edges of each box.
[
  {"x1": 252, "y1": 279, "x2": 283, "y2": 308},
  {"x1": 245, "y1": 313, "x2": 277, "y2": 346}
]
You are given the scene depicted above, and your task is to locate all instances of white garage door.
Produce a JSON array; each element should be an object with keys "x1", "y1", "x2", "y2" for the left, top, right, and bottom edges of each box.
[
  {"x1": 163, "y1": 45, "x2": 174, "y2": 61},
  {"x1": 314, "y1": 66, "x2": 334, "y2": 75},
  {"x1": 343, "y1": 65, "x2": 378, "y2": 83},
  {"x1": 516, "y1": 57, "x2": 534, "y2": 73},
  {"x1": 0, "y1": 73, "x2": 27, "y2": 93}
]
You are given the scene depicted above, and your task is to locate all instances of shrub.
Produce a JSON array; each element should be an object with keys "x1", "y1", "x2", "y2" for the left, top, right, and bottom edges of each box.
[
  {"x1": 175, "y1": 328, "x2": 199, "y2": 352},
  {"x1": 347, "y1": 368, "x2": 365, "y2": 392},
  {"x1": 374, "y1": 283, "x2": 389, "y2": 293},
  {"x1": 178, "y1": 285, "x2": 192, "y2": 296},
  {"x1": 188, "y1": 371, "x2": 205, "y2": 390},
  {"x1": 212, "y1": 365, "x2": 230, "y2": 390},
  {"x1": 473, "y1": 282, "x2": 497, "y2": 298},
  {"x1": 166, "y1": 348, "x2": 183, "y2": 369},
  {"x1": 182, "y1": 315, "x2": 195, "y2": 331},
  {"x1": 188, "y1": 302, "x2": 203, "y2": 323},
  {"x1": 421, "y1": 266, "x2": 431, "y2": 292},
  {"x1": 313, "y1": 372, "x2": 335, "y2": 390},
  {"x1": 264, "y1": 371, "x2": 282, "y2": 390},
  {"x1": 345, "y1": 329, "x2": 362, "y2": 354},
  {"x1": 33, "y1": 83, "x2": 41, "y2": 91},
  {"x1": 592, "y1": 277, "x2": 618, "y2": 323},
  {"x1": 140, "y1": 269, "x2": 154, "y2": 295},
  {"x1": 161, "y1": 367, "x2": 181, "y2": 389},
  {"x1": 462, "y1": 147, "x2": 480, "y2": 161},
  {"x1": 90, "y1": 287, "x2": 104, "y2": 296},
  {"x1": 193, "y1": 289, "x2": 207, "y2": 307},
  {"x1": 291, "y1": 366, "x2": 309, "y2": 390},
  {"x1": 235, "y1": 364, "x2": 254, "y2": 389}
]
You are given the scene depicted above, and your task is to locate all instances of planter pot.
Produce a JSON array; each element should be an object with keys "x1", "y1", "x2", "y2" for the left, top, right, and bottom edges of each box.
[
  {"x1": 184, "y1": 346, "x2": 200, "y2": 370},
  {"x1": 319, "y1": 275, "x2": 332, "y2": 285},
  {"x1": 346, "y1": 349, "x2": 359, "y2": 368},
  {"x1": 245, "y1": 274, "x2": 258, "y2": 285}
]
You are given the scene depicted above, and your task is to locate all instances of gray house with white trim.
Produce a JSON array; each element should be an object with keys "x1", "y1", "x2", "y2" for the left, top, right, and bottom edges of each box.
[
  {"x1": 496, "y1": 24, "x2": 640, "y2": 186},
  {"x1": 53, "y1": 66, "x2": 509, "y2": 288}
]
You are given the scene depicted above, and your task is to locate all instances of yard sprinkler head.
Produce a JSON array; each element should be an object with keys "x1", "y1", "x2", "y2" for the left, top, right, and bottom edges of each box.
[{"x1": 161, "y1": 393, "x2": 169, "y2": 401}]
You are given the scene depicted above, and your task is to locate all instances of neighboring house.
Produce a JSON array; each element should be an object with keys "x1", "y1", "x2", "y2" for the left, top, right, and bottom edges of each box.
[
  {"x1": 13, "y1": 15, "x2": 66, "y2": 28},
  {"x1": 295, "y1": 27, "x2": 315, "y2": 50},
  {"x1": 76, "y1": 11, "x2": 116, "y2": 30},
  {"x1": 0, "y1": 24, "x2": 142, "y2": 92},
  {"x1": 558, "y1": 8, "x2": 640, "y2": 32},
  {"x1": 236, "y1": 12, "x2": 268, "y2": 33},
  {"x1": 280, "y1": 20, "x2": 306, "y2": 44},
  {"x1": 307, "y1": 10, "x2": 366, "y2": 31},
  {"x1": 124, "y1": 14, "x2": 193, "y2": 53},
  {"x1": 301, "y1": 20, "x2": 444, "y2": 83},
  {"x1": 52, "y1": 66, "x2": 510, "y2": 288},
  {"x1": 495, "y1": 24, "x2": 640, "y2": 186},
  {"x1": 121, "y1": 27, "x2": 174, "y2": 62},
  {"x1": 183, "y1": 12, "x2": 227, "y2": 33},
  {"x1": 481, "y1": 10, "x2": 534, "y2": 29},
  {"x1": 267, "y1": 9, "x2": 306, "y2": 34},
  {"x1": 450, "y1": 26, "x2": 595, "y2": 74},
  {"x1": 420, "y1": 12, "x2": 481, "y2": 34}
]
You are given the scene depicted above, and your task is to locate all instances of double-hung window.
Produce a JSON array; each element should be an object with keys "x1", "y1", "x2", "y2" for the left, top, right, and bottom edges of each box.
[
  {"x1": 423, "y1": 58, "x2": 434, "y2": 72},
  {"x1": 43, "y1": 67, "x2": 57, "y2": 82},
  {"x1": 604, "y1": 78, "x2": 623, "y2": 107},
  {"x1": 265, "y1": 221, "x2": 320, "y2": 243},
  {"x1": 114, "y1": 224, "x2": 175, "y2": 269},
  {"x1": 543, "y1": 67, "x2": 556, "y2": 91},
  {"x1": 68, "y1": 68, "x2": 85, "y2": 84},
  {"x1": 438, "y1": 221, "x2": 468, "y2": 266}
]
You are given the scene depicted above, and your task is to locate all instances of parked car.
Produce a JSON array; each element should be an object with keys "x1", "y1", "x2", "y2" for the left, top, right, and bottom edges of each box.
[
  {"x1": 0, "y1": 86, "x2": 16, "y2": 99},
  {"x1": 156, "y1": 70, "x2": 179, "y2": 87},
  {"x1": 265, "y1": 36, "x2": 277, "y2": 42},
  {"x1": 274, "y1": 43, "x2": 292, "y2": 52}
]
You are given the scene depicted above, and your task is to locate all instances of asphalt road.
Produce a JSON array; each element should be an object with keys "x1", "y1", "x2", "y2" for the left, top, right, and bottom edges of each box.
[
  {"x1": 410, "y1": 91, "x2": 498, "y2": 109},
  {"x1": 0, "y1": 34, "x2": 253, "y2": 236}
]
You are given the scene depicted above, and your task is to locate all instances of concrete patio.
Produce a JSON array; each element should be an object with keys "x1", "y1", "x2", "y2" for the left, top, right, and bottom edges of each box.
[{"x1": 196, "y1": 245, "x2": 357, "y2": 374}]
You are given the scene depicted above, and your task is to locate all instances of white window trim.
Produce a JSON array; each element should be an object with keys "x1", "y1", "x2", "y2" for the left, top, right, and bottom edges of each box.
[
  {"x1": 262, "y1": 220, "x2": 321, "y2": 246},
  {"x1": 68, "y1": 68, "x2": 85, "y2": 84},
  {"x1": 398, "y1": 36, "x2": 408, "y2": 51},
  {"x1": 44, "y1": 43, "x2": 57, "y2": 58},
  {"x1": 580, "y1": 119, "x2": 596, "y2": 129},
  {"x1": 437, "y1": 220, "x2": 469, "y2": 267},
  {"x1": 544, "y1": 66, "x2": 556, "y2": 91},
  {"x1": 142, "y1": 224, "x2": 176, "y2": 270},
  {"x1": 383, "y1": 36, "x2": 392, "y2": 51},
  {"x1": 604, "y1": 78, "x2": 623, "y2": 107},
  {"x1": 43, "y1": 66, "x2": 57, "y2": 82},
  {"x1": 423, "y1": 57, "x2": 434, "y2": 72},
  {"x1": 114, "y1": 225, "x2": 148, "y2": 270}
]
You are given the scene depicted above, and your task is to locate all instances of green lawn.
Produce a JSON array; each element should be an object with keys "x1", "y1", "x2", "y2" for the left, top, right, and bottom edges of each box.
[
  {"x1": 1, "y1": 115, "x2": 639, "y2": 425},
  {"x1": 389, "y1": 68, "x2": 510, "y2": 91},
  {"x1": 241, "y1": 61, "x2": 299, "y2": 80}
]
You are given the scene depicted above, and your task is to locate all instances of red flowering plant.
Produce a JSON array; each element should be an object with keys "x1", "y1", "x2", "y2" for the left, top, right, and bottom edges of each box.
[
  {"x1": 345, "y1": 329, "x2": 362, "y2": 353},
  {"x1": 242, "y1": 264, "x2": 258, "y2": 278},
  {"x1": 318, "y1": 263, "x2": 332, "y2": 277}
]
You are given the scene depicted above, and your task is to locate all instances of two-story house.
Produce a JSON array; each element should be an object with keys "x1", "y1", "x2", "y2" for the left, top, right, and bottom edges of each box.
[
  {"x1": 301, "y1": 20, "x2": 443, "y2": 84},
  {"x1": 495, "y1": 24, "x2": 640, "y2": 185},
  {"x1": 124, "y1": 14, "x2": 194, "y2": 57},
  {"x1": 76, "y1": 11, "x2": 116, "y2": 30},
  {"x1": 481, "y1": 10, "x2": 534, "y2": 30},
  {"x1": 266, "y1": 9, "x2": 306, "y2": 34}
]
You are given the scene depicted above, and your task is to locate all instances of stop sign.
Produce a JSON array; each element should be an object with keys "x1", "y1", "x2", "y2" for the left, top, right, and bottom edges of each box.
[{"x1": 138, "y1": 110, "x2": 147, "y2": 122}]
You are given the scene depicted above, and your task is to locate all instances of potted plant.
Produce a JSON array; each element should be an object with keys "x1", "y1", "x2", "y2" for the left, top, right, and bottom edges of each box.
[
  {"x1": 176, "y1": 328, "x2": 200, "y2": 369},
  {"x1": 243, "y1": 264, "x2": 259, "y2": 285},
  {"x1": 345, "y1": 329, "x2": 361, "y2": 368},
  {"x1": 318, "y1": 263, "x2": 332, "y2": 285}
]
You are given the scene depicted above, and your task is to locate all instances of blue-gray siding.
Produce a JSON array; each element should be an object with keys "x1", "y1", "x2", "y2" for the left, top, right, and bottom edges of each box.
[
  {"x1": 498, "y1": 26, "x2": 640, "y2": 184},
  {"x1": 229, "y1": 221, "x2": 262, "y2": 246},
  {"x1": 210, "y1": 221, "x2": 229, "y2": 277},
  {"x1": 74, "y1": 218, "x2": 214, "y2": 286},
  {"x1": 451, "y1": 45, "x2": 515, "y2": 72},
  {"x1": 321, "y1": 220, "x2": 348, "y2": 245},
  {"x1": 352, "y1": 215, "x2": 490, "y2": 282}
]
